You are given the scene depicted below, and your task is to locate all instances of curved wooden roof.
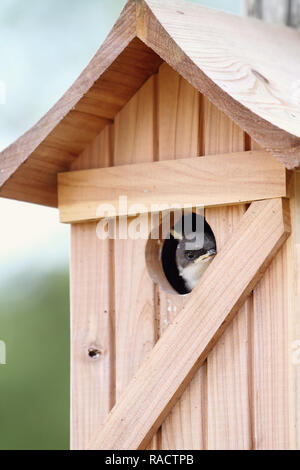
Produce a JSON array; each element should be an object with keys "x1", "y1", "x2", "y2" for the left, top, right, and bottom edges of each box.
[{"x1": 1, "y1": 0, "x2": 300, "y2": 207}]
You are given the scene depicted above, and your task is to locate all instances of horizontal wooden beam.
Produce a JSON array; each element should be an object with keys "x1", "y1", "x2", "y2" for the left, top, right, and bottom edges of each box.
[
  {"x1": 58, "y1": 151, "x2": 286, "y2": 224},
  {"x1": 87, "y1": 198, "x2": 290, "y2": 450}
]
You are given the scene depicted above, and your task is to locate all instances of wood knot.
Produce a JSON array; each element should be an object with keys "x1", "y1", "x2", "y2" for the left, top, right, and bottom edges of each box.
[
  {"x1": 88, "y1": 348, "x2": 103, "y2": 360},
  {"x1": 251, "y1": 69, "x2": 269, "y2": 85}
]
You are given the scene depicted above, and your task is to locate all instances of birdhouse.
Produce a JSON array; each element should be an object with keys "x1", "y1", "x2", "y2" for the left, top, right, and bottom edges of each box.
[{"x1": 1, "y1": 0, "x2": 300, "y2": 451}]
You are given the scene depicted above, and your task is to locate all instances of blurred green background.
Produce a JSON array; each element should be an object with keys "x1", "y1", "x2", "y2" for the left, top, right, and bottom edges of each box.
[{"x1": 0, "y1": 0, "x2": 244, "y2": 450}]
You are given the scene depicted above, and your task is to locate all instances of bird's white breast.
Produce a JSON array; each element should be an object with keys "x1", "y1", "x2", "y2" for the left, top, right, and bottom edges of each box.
[{"x1": 179, "y1": 257, "x2": 213, "y2": 291}]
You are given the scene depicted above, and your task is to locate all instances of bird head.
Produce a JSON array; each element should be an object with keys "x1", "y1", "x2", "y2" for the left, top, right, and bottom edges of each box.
[
  {"x1": 171, "y1": 217, "x2": 217, "y2": 292},
  {"x1": 175, "y1": 236, "x2": 217, "y2": 271}
]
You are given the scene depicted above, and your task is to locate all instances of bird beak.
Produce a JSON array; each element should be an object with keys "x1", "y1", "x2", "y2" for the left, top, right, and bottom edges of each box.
[{"x1": 194, "y1": 249, "x2": 217, "y2": 264}]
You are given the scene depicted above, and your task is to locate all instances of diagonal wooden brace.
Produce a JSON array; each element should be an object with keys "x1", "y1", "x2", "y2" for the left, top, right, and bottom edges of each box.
[{"x1": 88, "y1": 198, "x2": 290, "y2": 450}]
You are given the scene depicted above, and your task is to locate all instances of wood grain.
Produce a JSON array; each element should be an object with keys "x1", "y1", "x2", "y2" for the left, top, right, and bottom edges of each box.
[
  {"x1": 203, "y1": 98, "x2": 252, "y2": 450},
  {"x1": 293, "y1": 171, "x2": 300, "y2": 450},
  {"x1": 252, "y1": 247, "x2": 290, "y2": 449},
  {"x1": 58, "y1": 150, "x2": 286, "y2": 224},
  {"x1": 157, "y1": 63, "x2": 205, "y2": 450},
  {"x1": 70, "y1": 126, "x2": 115, "y2": 450},
  {"x1": 251, "y1": 138, "x2": 294, "y2": 449},
  {"x1": 138, "y1": 0, "x2": 300, "y2": 168},
  {"x1": 1, "y1": 0, "x2": 300, "y2": 207},
  {"x1": 88, "y1": 198, "x2": 290, "y2": 450},
  {"x1": 113, "y1": 75, "x2": 157, "y2": 450}
]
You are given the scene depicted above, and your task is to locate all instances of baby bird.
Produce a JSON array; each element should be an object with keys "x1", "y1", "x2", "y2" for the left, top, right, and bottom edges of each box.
[{"x1": 174, "y1": 223, "x2": 217, "y2": 293}]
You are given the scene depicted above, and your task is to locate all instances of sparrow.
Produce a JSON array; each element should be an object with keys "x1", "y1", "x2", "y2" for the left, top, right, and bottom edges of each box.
[{"x1": 173, "y1": 217, "x2": 217, "y2": 293}]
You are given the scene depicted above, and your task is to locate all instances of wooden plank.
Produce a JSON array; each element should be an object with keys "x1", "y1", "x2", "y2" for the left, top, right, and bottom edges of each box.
[
  {"x1": 58, "y1": 150, "x2": 286, "y2": 224},
  {"x1": 157, "y1": 63, "x2": 205, "y2": 450},
  {"x1": 158, "y1": 63, "x2": 199, "y2": 159},
  {"x1": 251, "y1": 138, "x2": 295, "y2": 449},
  {"x1": 113, "y1": 75, "x2": 157, "y2": 450},
  {"x1": 247, "y1": 137, "x2": 295, "y2": 449},
  {"x1": 294, "y1": 171, "x2": 300, "y2": 449},
  {"x1": 71, "y1": 126, "x2": 114, "y2": 172},
  {"x1": 252, "y1": 245, "x2": 290, "y2": 449},
  {"x1": 88, "y1": 198, "x2": 290, "y2": 450},
  {"x1": 70, "y1": 126, "x2": 115, "y2": 450},
  {"x1": 203, "y1": 99, "x2": 252, "y2": 450}
]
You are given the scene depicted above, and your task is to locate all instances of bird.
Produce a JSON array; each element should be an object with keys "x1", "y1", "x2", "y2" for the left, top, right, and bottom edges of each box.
[{"x1": 172, "y1": 216, "x2": 217, "y2": 293}]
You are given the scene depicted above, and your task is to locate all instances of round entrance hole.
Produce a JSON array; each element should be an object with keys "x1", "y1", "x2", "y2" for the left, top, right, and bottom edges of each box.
[{"x1": 146, "y1": 212, "x2": 217, "y2": 295}]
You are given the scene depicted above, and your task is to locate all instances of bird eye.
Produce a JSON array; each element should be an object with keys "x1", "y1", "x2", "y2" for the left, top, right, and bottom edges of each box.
[{"x1": 185, "y1": 251, "x2": 197, "y2": 261}]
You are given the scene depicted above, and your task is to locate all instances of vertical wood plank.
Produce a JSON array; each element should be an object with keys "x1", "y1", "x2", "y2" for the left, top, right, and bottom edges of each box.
[
  {"x1": 249, "y1": 138, "x2": 295, "y2": 449},
  {"x1": 113, "y1": 76, "x2": 157, "y2": 449},
  {"x1": 203, "y1": 98, "x2": 252, "y2": 450},
  {"x1": 157, "y1": 63, "x2": 206, "y2": 450},
  {"x1": 157, "y1": 63, "x2": 199, "y2": 334},
  {"x1": 70, "y1": 126, "x2": 115, "y2": 450},
  {"x1": 252, "y1": 246, "x2": 290, "y2": 449},
  {"x1": 294, "y1": 171, "x2": 300, "y2": 449}
]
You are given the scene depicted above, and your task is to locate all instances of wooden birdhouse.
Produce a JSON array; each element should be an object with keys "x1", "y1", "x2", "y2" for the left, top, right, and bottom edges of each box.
[{"x1": 1, "y1": 0, "x2": 300, "y2": 451}]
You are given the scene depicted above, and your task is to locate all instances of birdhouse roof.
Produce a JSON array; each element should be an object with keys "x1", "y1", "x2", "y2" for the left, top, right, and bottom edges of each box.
[{"x1": 1, "y1": 0, "x2": 300, "y2": 207}]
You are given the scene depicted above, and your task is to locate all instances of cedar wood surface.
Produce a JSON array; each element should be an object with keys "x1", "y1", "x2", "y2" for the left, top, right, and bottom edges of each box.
[
  {"x1": 71, "y1": 63, "x2": 297, "y2": 450},
  {"x1": 0, "y1": 0, "x2": 298, "y2": 451},
  {"x1": 88, "y1": 197, "x2": 290, "y2": 450},
  {"x1": 70, "y1": 126, "x2": 115, "y2": 450},
  {"x1": 203, "y1": 98, "x2": 252, "y2": 449},
  {"x1": 156, "y1": 63, "x2": 204, "y2": 449},
  {"x1": 58, "y1": 150, "x2": 286, "y2": 224}
]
